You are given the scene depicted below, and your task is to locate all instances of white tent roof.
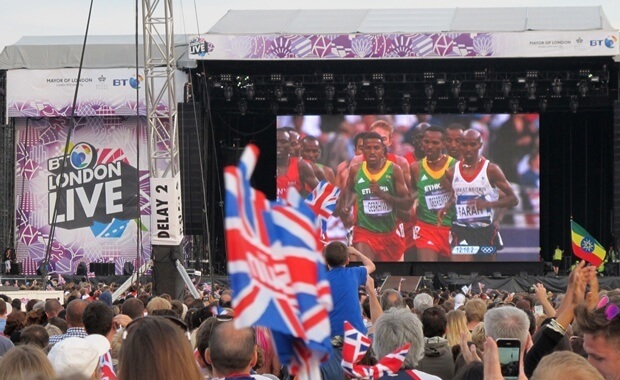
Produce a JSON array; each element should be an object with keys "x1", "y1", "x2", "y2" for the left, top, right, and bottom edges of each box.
[
  {"x1": 208, "y1": 7, "x2": 614, "y2": 34},
  {"x1": 0, "y1": 35, "x2": 197, "y2": 70}
]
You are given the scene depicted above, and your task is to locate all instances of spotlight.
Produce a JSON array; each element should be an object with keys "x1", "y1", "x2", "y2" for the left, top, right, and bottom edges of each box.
[
  {"x1": 245, "y1": 84, "x2": 255, "y2": 101},
  {"x1": 578, "y1": 81, "x2": 588, "y2": 97},
  {"x1": 270, "y1": 101, "x2": 278, "y2": 115},
  {"x1": 375, "y1": 85, "x2": 385, "y2": 100},
  {"x1": 457, "y1": 98, "x2": 467, "y2": 114},
  {"x1": 552, "y1": 79, "x2": 562, "y2": 96},
  {"x1": 426, "y1": 100, "x2": 437, "y2": 114},
  {"x1": 483, "y1": 98, "x2": 493, "y2": 113},
  {"x1": 238, "y1": 99, "x2": 248, "y2": 115},
  {"x1": 402, "y1": 97, "x2": 411, "y2": 114},
  {"x1": 570, "y1": 96, "x2": 578, "y2": 113},
  {"x1": 274, "y1": 86, "x2": 284, "y2": 99},
  {"x1": 538, "y1": 98, "x2": 548, "y2": 113},
  {"x1": 295, "y1": 87, "x2": 305, "y2": 101},
  {"x1": 526, "y1": 81, "x2": 537, "y2": 99},
  {"x1": 424, "y1": 84, "x2": 434, "y2": 99},
  {"x1": 509, "y1": 98, "x2": 519, "y2": 114},
  {"x1": 451, "y1": 81, "x2": 461, "y2": 98},
  {"x1": 476, "y1": 83, "x2": 486, "y2": 98},
  {"x1": 295, "y1": 102, "x2": 305, "y2": 115},
  {"x1": 501, "y1": 81, "x2": 512, "y2": 98},
  {"x1": 347, "y1": 100, "x2": 357, "y2": 115},
  {"x1": 325, "y1": 85, "x2": 335, "y2": 101},
  {"x1": 377, "y1": 101, "x2": 386, "y2": 114},
  {"x1": 324, "y1": 101, "x2": 333, "y2": 114},
  {"x1": 224, "y1": 85, "x2": 233, "y2": 101},
  {"x1": 347, "y1": 83, "x2": 357, "y2": 98}
]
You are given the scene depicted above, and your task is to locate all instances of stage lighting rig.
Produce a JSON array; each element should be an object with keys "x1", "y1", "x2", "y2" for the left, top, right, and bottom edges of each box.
[
  {"x1": 451, "y1": 81, "x2": 461, "y2": 98},
  {"x1": 552, "y1": 79, "x2": 562, "y2": 96},
  {"x1": 483, "y1": 98, "x2": 493, "y2": 113},
  {"x1": 238, "y1": 99, "x2": 248, "y2": 115},
  {"x1": 526, "y1": 81, "x2": 537, "y2": 99},
  {"x1": 475, "y1": 83, "x2": 486, "y2": 98},
  {"x1": 424, "y1": 84, "x2": 434, "y2": 99},
  {"x1": 347, "y1": 83, "x2": 357, "y2": 98},
  {"x1": 509, "y1": 98, "x2": 519, "y2": 114},
  {"x1": 274, "y1": 86, "x2": 284, "y2": 99},
  {"x1": 325, "y1": 85, "x2": 335, "y2": 101},
  {"x1": 401, "y1": 95, "x2": 411, "y2": 114},
  {"x1": 501, "y1": 81, "x2": 512, "y2": 98},
  {"x1": 538, "y1": 98, "x2": 548, "y2": 113},
  {"x1": 295, "y1": 87, "x2": 305, "y2": 101},
  {"x1": 375, "y1": 85, "x2": 385, "y2": 100},
  {"x1": 426, "y1": 100, "x2": 437, "y2": 114},
  {"x1": 457, "y1": 98, "x2": 467, "y2": 114},
  {"x1": 224, "y1": 85, "x2": 233, "y2": 101},
  {"x1": 570, "y1": 96, "x2": 579, "y2": 113},
  {"x1": 578, "y1": 81, "x2": 588, "y2": 97}
]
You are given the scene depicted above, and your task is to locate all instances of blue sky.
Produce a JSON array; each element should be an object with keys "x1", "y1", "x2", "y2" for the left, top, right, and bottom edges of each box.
[{"x1": 0, "y1": 0, "x2": 618, "y2": 53}]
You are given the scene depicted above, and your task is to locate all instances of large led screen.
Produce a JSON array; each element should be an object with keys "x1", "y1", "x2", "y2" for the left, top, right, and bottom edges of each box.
[{"x1": 276, "y1": 114, "x2": 539, "y2": 262}]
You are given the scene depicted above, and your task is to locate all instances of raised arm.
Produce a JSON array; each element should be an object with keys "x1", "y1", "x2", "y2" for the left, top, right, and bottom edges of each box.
[{"x1": 349, "y1": 245, "x2": 376, "y2": 275}]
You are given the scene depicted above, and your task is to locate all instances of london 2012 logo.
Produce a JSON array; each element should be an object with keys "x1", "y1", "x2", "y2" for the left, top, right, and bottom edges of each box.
[{"x1": 70, "y1": 143, "x2": 97, "y2": 170}]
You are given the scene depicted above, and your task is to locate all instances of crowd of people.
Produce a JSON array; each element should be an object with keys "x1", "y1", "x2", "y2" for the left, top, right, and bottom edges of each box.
[
  {"x1": 277, "y1": 114, "x2": 538, "y2": 262},
  {"x1": 0, "y1": 253, "x2": 618, "y2": 380}
]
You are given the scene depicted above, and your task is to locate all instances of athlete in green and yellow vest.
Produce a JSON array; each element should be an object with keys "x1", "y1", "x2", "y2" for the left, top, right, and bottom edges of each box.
[
  {"x1": 354, "y1": 161, "x2": 396, "y2": 233},
  {"x1": 417, "y1": 156, "x2": 456, "y2": 226}
]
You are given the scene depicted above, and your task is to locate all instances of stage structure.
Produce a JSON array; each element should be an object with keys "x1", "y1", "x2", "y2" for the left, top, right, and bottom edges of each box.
[
  {"x1": 0, "y1": 35, "x2": 200, "y2": 282},
  {"x1": 188, "y1": 7, "x2": 620, "y2": 275}
]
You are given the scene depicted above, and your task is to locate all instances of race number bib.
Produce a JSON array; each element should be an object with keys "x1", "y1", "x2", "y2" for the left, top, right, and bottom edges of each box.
[
  {"x1": 363, "y1": 198, "x2": 392, "y2": 216},
  {"x1": 455, "y1": 195, "x2": 492, "y2": 224},
  {"x1": 425, "y1": 189, "x2": 450, "y2": 210}
]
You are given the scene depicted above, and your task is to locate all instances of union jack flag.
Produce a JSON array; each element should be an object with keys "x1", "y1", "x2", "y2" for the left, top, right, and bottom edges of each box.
[
  {"x1": 304, "y1": 180, "x2": 340, "y2": 225},
  {"x1": 341, "y1": 321, "x2": 410, "y2": 379},
  {"x1": 225, "y1": 145, "x2": 332, "y2": 379}
]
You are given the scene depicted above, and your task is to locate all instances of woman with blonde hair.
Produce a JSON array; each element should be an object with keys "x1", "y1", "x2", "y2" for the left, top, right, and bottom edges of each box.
[
  {"x1": 446, "y1": 310, "x2": 472, "y2": 347},
  {"x1": 0, "y1": 345, "x2": 56, "y2": 380}
]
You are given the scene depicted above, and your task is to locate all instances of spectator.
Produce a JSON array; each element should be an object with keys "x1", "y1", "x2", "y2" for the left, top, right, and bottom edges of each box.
[
  {"x1": 381, "y1": 289, "x2": 404, "y2": 311},
  {"x1": 418, "y1": 306, "x2": 454, "y2": 380},
  {"x1": 414, "y1": 293, "x2": 434, "y2": 316},
  {"x1": 19, "y1": 324, "x2": 49, "y2": 349},
  {"x1": 49, "y1": 299, "x2": 88, "y2": 345},
  {"x1": 0, "y1": 344, "x2": 56, "y2": 380},
  {"x1": 0, "y1": 300, "x2": 7, "y2": 335},
  {"x1": 574, "y1": 294, "x2": 620, "y2": 380},
  {"x1": 484, "y1": 306, "x2": 530, "y2": 349},
  {"x1": 118, "y1": 316, "x2": 202, "y2": 380},
  {"x1": 121, "y1": 297, "x2": 145, "y2": 320},
  {"x1": 146, "y1": 296, "x2": 172, "y2": 315},
  {"x1": 530, "y1": 351, "x2": 603, "y2": 380},
  {"x1": 464, "y1": 298, "x2": 487, "y2": 331},
  {"x1": 206, "y1": 321, "x2": 273, "y2": 380},
  {"x1": 44, "y1": 299, "x2": 63, "y2": 320},
  {"x1": 48, "y1": 334, "x2": 110, "y2": 379},
  {"x1": 372, "y1": 308, "x2": 440, "y2": 379},
  {"x1": 0, "y1": 335, "x2": 14, "y2": 358},
  {"x1": 446, "y1": 310, "x2": 471, "y2": 348}
]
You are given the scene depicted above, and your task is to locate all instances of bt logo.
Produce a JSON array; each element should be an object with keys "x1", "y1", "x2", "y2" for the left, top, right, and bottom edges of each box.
[
  {"x1": 112, "y1": 75, "x2": 143, "y2": 89},
  {"x1": 590, "y1": 35, "x2": 617, "y2": 48}
]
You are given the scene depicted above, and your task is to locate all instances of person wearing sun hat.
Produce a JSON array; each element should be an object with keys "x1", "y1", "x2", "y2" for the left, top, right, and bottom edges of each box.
[{"x1": 48, "y1": 334, "x2": 111, "y2": 379}]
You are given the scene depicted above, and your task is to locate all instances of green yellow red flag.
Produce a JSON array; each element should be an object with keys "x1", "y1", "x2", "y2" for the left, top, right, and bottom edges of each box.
[{"x1": 570, "y1": 220, "x2": 606, "y2": 267}]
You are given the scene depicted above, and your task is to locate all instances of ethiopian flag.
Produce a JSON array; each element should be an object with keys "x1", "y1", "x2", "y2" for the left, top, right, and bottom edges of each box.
[{"x1": 570, "y1": 220, "x2": 606, "y2": 267}]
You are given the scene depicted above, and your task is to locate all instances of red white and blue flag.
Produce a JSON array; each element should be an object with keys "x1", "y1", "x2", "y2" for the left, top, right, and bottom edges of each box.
[
  {"x1": 341, "y1": 321, "x2": 410, "y2": 379},
  {"x1": 225, "y1": 145, "x2": 333, "y2": 379},
  {"x1": 304, "y1": 180, "x2": 340, "y2": 225}
]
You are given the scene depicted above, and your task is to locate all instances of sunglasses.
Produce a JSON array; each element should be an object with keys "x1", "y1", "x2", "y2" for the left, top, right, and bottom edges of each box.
[
  {"x1": 122, "y1": 315, "x2": 191, "y2": 340},
  {"x1": 596, "y1": 295, "x2": 619, "y2": 321}
]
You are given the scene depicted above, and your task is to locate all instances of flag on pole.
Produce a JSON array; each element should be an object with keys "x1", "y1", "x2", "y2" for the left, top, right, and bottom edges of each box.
[
  {"x1": 225, "y1": 145, "x2": 332, "y2": 379},
  {"x1": 570, "y1": 220, "x2": 606, "y2": 267}
]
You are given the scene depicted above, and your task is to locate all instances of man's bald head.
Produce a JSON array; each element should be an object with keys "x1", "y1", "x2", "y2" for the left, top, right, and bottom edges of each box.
[
  {"x1": 207, "y1": 322, "x2": 257, "y2": 376},
  {"x1": 66, "y1": 299, "x2": 88, "y2": 327}
]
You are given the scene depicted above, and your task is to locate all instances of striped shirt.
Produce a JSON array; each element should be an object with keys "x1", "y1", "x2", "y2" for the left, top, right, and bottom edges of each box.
[{"x1": 48, "y1": 327, "x2": 88, "y2": 345}]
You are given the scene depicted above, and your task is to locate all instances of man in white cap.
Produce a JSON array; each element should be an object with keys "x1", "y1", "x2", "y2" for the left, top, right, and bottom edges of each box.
[{"x1": 48, "y1": 334, "x2": 110, "y2": 379}]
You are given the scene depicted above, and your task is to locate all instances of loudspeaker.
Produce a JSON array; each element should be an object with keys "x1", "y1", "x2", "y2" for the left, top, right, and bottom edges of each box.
[
  {"x1": 9, "y1": 262, "x2": 22, "y2": 275},
  {"x1": 76, "y1": 262, "x2": 88, "y2": 276},
  {"x1": 152, "y1": 245, "x2": 185, "y2": 300},
  {"x1": 123, "y1": 262, "x2": 135, "y2": 275}
]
